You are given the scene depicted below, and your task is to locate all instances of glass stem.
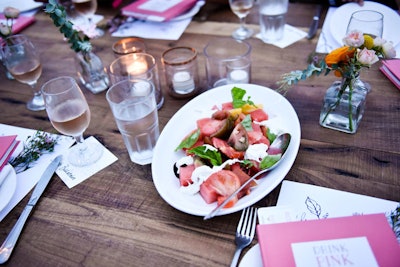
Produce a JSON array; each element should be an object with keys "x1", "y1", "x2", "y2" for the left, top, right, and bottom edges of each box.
[
  {"x1": 74, "y1": 134, "x2": 88, "y2": 155},
  {"x1": 239, "y1": 16, "x2": 246, "y2": 30}
]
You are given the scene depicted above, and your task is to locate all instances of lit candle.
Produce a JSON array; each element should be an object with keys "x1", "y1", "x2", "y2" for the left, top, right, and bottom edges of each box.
[
  {"x1": 127, "y1": 59, "x2": 148, "y2": 76},
  {"x1": 172, "y1": 71, "x2": 195, "y2": 94},
  {"x1": 228, "y1": 69, "x2": 249, "y2": 84}
]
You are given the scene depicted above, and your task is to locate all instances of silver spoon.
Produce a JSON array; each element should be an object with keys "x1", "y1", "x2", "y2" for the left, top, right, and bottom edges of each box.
[{"x1": 203, "y1": 133, "x2": 291, "y2": 220}]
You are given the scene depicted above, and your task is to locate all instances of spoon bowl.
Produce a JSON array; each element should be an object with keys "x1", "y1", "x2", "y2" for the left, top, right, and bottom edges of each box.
[{"x1": 204, "y1": 133, "x2": 292, "y2": 220}]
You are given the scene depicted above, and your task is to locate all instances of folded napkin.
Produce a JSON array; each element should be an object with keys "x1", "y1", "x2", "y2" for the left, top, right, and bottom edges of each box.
[
  {"x1": 0, "y1": 164, "x2": 12, "y2": 187},
  {"x1": 255, "y1": 24, "x2": 307, "y2": 49},
  {"x1": 0, "y1": 15, "x2": 35, "y2": 37},
  {"x1": 380, "y1": 59, "x2": 400, "y2": 90},
  {"x1": 0, "y1": 124, "x2": 75, "y2": 222}
]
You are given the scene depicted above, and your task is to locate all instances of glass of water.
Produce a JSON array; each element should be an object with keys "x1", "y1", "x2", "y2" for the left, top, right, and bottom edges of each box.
[
  {"x1": 106, "y1": 79, "x2": 159, "y2": 165},
  {"x1": 259, "y1": 0, "x2": 288, "y2": 43}
]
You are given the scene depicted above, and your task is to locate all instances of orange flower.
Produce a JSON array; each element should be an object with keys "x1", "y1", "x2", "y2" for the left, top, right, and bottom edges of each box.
[{"x1": 325, "y1": 46, "x2": 356, "y2": 67}]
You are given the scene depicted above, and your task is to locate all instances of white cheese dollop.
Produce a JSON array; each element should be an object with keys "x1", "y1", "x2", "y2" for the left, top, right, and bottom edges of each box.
[{"x1": 245, "y1": 143, "x2": 269, "y2": 162}]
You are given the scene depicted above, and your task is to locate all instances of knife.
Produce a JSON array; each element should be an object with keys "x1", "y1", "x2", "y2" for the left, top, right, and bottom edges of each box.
[
  {"x1": 0, "y1": 155, "x2": 62, "y2": 264},
  {"x1": 307, "y1": 5, "x2": 322, "y2": 40}
]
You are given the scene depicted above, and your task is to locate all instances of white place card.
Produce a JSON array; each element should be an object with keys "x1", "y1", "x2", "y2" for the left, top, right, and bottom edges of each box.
[
  {"x1": 56, "y1": 136, "x2": 118, "y2": 188},
  {"x1": 291, "y1": 237, "x2": 379, "y2": 267}
]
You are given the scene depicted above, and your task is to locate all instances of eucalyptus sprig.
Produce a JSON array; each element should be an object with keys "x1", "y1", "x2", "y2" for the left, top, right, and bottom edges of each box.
[
  {"x1": 44, "y1": 0, "x2": 92, "y2": 54},
  {"x1": 9, "y1": 131, "x2": 59, "y2": 173},
  {"x1": 276, "y1": 54, "x2": 329, "y2": 95}
]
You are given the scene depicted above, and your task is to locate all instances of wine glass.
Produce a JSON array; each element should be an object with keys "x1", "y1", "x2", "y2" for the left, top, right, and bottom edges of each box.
[
  {"x1": 41, "y1": 76, "x2": 103, "y2": 167},
  {"x1": 346, "y1": 10, "x2": 384, "y2": 38},
  {"x1": 71, "y1": 0, "x2": 104, "y2": 37},
  {"x1": 3, "y1": 34, "x2": 45, "y2": 111},
  {"x1": 229, "y1": 0, "x2": 254, "y2": 40}
]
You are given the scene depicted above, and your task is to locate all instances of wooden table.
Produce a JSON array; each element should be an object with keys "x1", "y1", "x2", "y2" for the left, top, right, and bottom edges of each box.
[{"x1": 1, "y1": 2, "x2": 399, "y2": 266}]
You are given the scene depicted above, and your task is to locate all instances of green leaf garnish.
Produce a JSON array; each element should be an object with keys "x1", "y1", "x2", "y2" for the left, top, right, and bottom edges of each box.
[
  {"x1": 231, "y1": 87, "x2": 255, "y2": 108},
  {"x1": 265, "y1": 128, "x2": 277, "y2": 144},
  {"x1": 260, "y1": 154, "x2": 282, "y2": 169},
  {"x1": 187, "y1": 145, "x2": 222, "y2": 166},
  {"x1": 241, "y1": 114, "x2": 253, "y2": 131},
  {"x1": 175, "y1": 129, "x2": 200, "y2": 151}
]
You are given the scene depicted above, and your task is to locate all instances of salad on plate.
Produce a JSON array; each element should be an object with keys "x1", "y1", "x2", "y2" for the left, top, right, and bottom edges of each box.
[{"x1": 174, "y1": 87, "x2": 284, "y2": 208}]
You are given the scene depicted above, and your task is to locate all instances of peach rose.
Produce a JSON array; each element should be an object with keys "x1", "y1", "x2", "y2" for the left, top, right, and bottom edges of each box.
[
  {"x1": 382, "y1": 41, "x2": 397, "y2": 59},
  {"x1": 357, "y1": 48, "x2": 379, "y2": 66},
  {"x1": 343, "y1": 30, "x2": 364, "y2": 47},
  {"x1": 3, "y1": 7, "x2": 20, "y2": 19}
]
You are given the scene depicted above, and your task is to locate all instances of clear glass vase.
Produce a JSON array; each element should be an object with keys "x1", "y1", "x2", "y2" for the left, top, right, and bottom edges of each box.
[
  {"x1": 319, "y1": 75, "x2": 368, "y2": 134},
  {"x1": 75, "y1": 51, "x2": 109, "y2": 94}
]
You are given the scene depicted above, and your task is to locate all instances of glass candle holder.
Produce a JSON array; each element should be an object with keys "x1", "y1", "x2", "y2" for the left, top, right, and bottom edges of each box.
[
  {"x1": 161, "y1": 47, "x2": 200, "y2": 99},
  {"x1": 109, "y1": 53, "x2": 164, "y2": 109},
  {"x1": 204, "y1": 37, "x2": 251, "y2": 89},
  {"x1": 112, "y1": 37, "x2": 146, "y2": 57}
]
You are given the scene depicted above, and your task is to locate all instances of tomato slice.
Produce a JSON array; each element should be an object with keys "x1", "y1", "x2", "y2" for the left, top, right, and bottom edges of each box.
[
  {"x1": 212, "y1": 137, "x2": 245, "y2": 159},
  {"x1": 179, "y1": 164, "x2": 195, "y2": 186},
  {"x1": 197, "y1": 118, "x2": 226, "y2": 137},
  {"x1": 250, "y1": 109, "x2": 269, "y2": 122},
  {"x1": 200, "y1": 170, "x2": 241, "y2": 207}
]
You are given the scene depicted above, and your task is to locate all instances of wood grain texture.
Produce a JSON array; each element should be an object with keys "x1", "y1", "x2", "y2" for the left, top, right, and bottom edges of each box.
[{"x1": 0, "y1": 2, "x2": 399, "y2": 266}]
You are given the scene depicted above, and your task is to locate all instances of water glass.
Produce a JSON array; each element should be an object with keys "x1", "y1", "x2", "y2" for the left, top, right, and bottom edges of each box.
[
  {"x1": 106, "y1": 79, "x2": 159, "y2": 165},
  {"x1": 259, "y1": 0, "x2": 288, "y2": 43},
  {"x1": 161, "y1": 46, "x2": 200, "y2": 98},
  {"x1": 203, "y1": 37, "x2": 251, "y2": 89},
  {"x1": 346, "y1": 10, "x2": 383, "y2": 38}
]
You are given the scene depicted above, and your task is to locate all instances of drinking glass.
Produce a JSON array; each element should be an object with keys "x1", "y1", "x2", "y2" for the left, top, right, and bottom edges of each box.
[
  {"x1": 3, "y1": 34, "x2": 45, "y2": 111},
  {"x1": 346, "y1": 10, "x2": 383, "y2": 38},
  {"x1": 41, "y1": 76, "x2": 103, "y2": 167},
  {"x1": 229, "y1": 0, "x2": 254, "y2": 40},
  {"x1": 71, "y1": 0, "x2": 104, "y2": 36}
]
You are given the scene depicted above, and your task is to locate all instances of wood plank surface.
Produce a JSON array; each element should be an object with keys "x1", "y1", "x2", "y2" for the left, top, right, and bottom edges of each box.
[{"x1": 0, "y1": 2, "x2": 399, "y2": 266}]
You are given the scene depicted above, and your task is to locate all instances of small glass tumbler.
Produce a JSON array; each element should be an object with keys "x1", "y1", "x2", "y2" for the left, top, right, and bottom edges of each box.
[
  {"x1": 161, "y1": 47, "x2": 200, "y2": 99},
  {"x1": 204, "y1": 37, "x2": 252, "y2": 89},
  {"x1": 106, "y1": 79, "x2": 159, "y2": 165},
  {"x1": 112, "y1": 37, "x2": 146, "y2": 57},
  {"x1": 108, "y1": 53, "x2": 164, "y2": 109}
]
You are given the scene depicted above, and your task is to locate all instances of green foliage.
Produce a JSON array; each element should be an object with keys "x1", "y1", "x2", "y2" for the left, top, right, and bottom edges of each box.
[
  {"x1": 9, "y1": 131, "x2": 59, "y2": 173},
  {"x1": 231, "y1": 87, "x2": 255, "y2": 108},
  {"x1": 44, "y1": 0, "x2": 92, "y2": 53}
]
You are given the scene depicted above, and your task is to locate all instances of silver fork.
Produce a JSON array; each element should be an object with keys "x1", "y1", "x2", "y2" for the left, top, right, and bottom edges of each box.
[{"x1": 230, "y1": 207, "x2": 258, "y2": 267}]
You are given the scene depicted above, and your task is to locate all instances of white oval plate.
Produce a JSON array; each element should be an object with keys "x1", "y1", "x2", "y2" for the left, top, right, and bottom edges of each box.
[
  {"x1": 0, "y1": 164, "x2": 17, "y2": 212},
  {"x1": 329, "y1": 2, "x2": 400, "y2": 47},
  {"x1": 151, "y1": 84, "x2": 301, "y2": 217}
]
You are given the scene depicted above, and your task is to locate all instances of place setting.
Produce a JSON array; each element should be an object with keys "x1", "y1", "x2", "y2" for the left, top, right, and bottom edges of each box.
[{"x1": 316, "y1": 1, "x2": 400, "y2": 55}]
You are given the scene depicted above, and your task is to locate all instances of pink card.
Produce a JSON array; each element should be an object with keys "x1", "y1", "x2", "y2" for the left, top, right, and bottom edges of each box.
[
  {"x1": 121, "y1": 0, "x2": 197, "y2": 22},
  {"x1": 257, "y1": 213, "x2": 400, "y2": 267}
]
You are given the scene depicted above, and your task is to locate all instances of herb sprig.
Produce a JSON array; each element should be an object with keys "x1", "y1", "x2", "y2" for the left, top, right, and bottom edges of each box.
[{"x1": 9, "y1": 131, "x2": 58, "y2": 173}]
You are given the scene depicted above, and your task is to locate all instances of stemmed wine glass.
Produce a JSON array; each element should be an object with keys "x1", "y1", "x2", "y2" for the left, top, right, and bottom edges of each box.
[
  {"x1": 229, "y1": 0, "x2": 254, "y2": 40},
  {"x1": 3, "y1": 34, "x2": 45, "y2": 111},
  {"x1": 41, "y1": 76, "x2": 103, "y2": 167},
  {"x1": 71, "y1": 0, "x2": 103, "y2": 37},
  {"x1": 346, "y1": 10, "x2": 384, "y2": 38}
]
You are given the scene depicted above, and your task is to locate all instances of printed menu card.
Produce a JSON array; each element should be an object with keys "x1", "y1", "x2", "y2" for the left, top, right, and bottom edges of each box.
[{"x1": 257, "y1": 213, "x2": 400, "y2": 267}]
